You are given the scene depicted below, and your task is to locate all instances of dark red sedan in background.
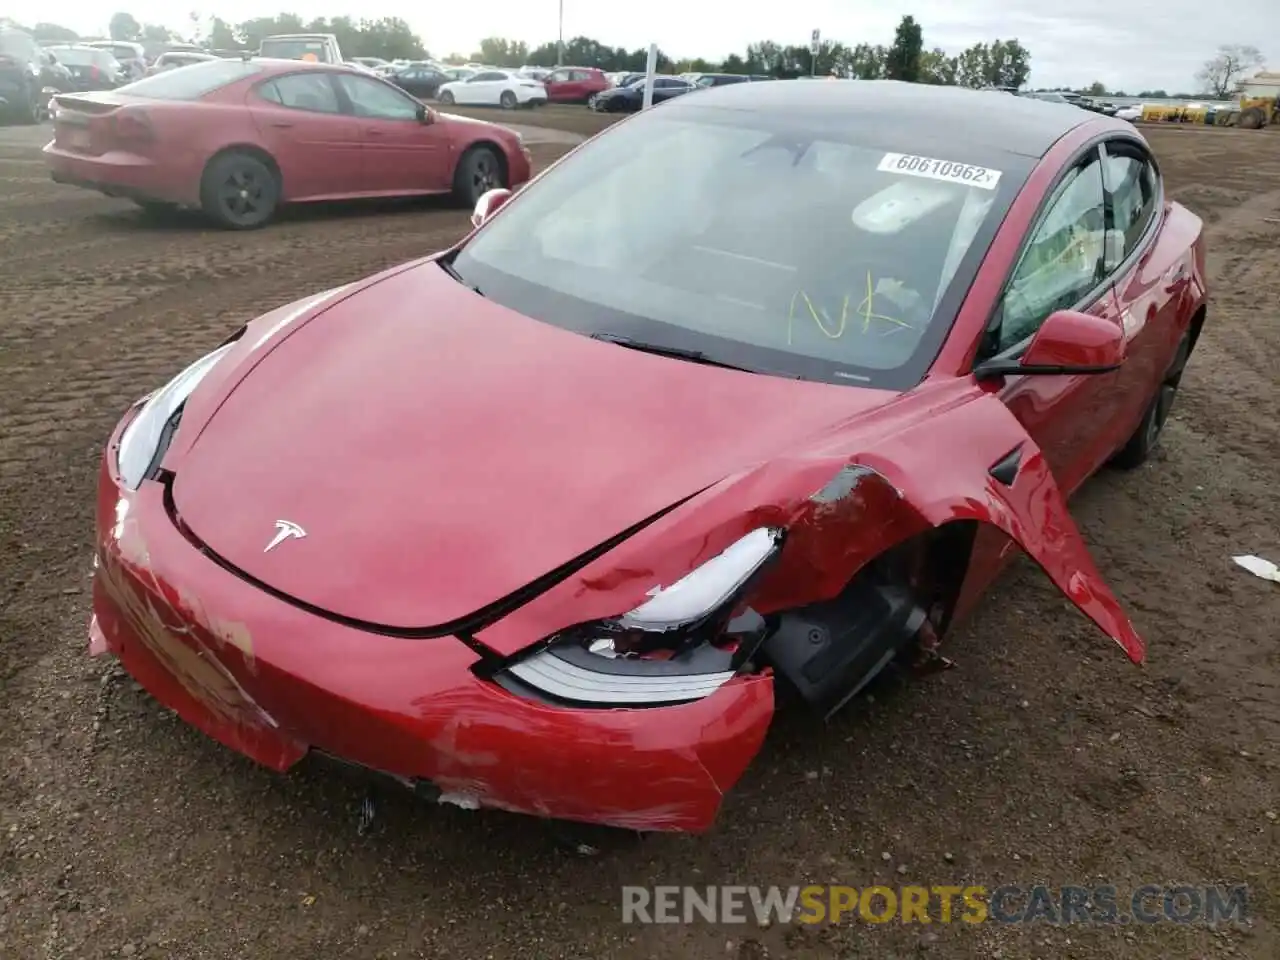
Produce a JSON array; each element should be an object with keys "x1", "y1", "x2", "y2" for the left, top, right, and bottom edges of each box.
[
  {"x1": 43, "y1": 58, "x2": 531, "y2": 228},
  {"x1": 540, "y1": 65, "x2": 610, "y2": 103}
]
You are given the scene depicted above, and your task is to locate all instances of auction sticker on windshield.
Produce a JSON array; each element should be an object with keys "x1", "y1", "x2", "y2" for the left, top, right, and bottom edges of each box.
[{"x1": 878, "y1": 153, "x2": 1002, "y2": 190}]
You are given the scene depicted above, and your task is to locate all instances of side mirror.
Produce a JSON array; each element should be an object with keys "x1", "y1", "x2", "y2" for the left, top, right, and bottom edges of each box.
[
  {"x1": 471, "y1": 187, "x2": 512, "y2": 228},
  {"x1": 416, "y1": 103, "x2": 432, "y2": 123},
  {"x1": 974, "y1": 309, "x2": 1126, "y2": 379}
]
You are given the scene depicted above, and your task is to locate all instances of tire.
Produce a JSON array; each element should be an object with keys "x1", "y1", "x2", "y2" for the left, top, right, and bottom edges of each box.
[
  {"x1": 452, "y1": 146, "x2": 505, "y2": 208},
  {"x1": 438, "y1": 90, "x2": 454, "y2": 105},
  {"x1": 1110, "y1": 328, "x2": 1193, "y2": 470},
  {"x1": 499, "y1": 90, "x2": 517, "y2": 110},
  {"x1": 199, "y1": 151, "x2": 279, "y2": 230},
  {"x1": 1239, "y1": 107, "x2": 1264, "y2": 130}
]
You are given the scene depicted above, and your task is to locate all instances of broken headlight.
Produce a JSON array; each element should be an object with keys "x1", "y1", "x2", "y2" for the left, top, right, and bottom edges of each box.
[
  {"x1": 116, "y1": 343, "x2": 235, "y2": 490},
  {"x1": 499, "y1": 527, "x2": 783, "y2": 707}
]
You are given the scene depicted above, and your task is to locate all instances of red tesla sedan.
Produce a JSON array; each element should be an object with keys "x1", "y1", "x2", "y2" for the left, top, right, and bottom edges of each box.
[
  {"x1": 43, "y1": 58, "x2": 531, "y2": 228},
  {"x1": 89, "y1": 80, "x2": 1206, "y2": 832}
]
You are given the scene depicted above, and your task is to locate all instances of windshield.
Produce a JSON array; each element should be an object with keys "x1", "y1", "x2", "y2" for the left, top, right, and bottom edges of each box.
[
  {"x1": 49, "y1": 47, "x2": 116, "y2": 68},
  {"x1": 260, "y1": 38, "x2": 332, "y2": 61},
  {"x1": 117, "y1": 59, "x2": 262, "y2": 99},
  {"x1": 0, "y1": 32, "x2": 36, "y2": 58},
  {"x1": 451, "y1": 107, "x2": 1028, "y2": 388}
]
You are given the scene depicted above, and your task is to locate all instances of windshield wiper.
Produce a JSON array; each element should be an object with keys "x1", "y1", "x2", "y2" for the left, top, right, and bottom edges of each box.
[
  {"x1": 437, "y1": 257, "x2": 482, "y2": 295},
  {"x1": 589, "y1": 332, "x2": 758, "y2": 373}
]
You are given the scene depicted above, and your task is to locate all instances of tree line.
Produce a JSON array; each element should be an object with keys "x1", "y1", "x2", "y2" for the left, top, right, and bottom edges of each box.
[
  {"x1": 2, "y1": 12, "x2": 1266, "y2": 99},
  {"x1": 475, "y1": 19, "x2": 1033, "y2": 89},
  {"x1": 5, "y1": 11, "x2": 1031, "y2": 88}
]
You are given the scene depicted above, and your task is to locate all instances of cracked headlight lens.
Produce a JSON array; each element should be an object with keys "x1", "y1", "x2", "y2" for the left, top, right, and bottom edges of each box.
[
  {"x1": 501, "y1": 527, "x2": 783, "y2": 706},
  {"x1": 116, "y1": 343, "x2": 234, "y2": 489}
]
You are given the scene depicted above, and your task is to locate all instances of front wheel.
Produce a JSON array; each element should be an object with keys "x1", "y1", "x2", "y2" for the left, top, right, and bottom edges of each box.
[
  {"x1": 199, "y1": 151, "x2": 280, "y2": 230},
  {"x1": 452, "y1": 146, "x2": 505, "y2": 208},
  {"x1": 1110, "y1": 328, "x2": 1193, "y2": 469},
  {"x1": 499, "y1": 90, "x2": 517, "y2": 110},
  {"x1": 438, "y1": 90, "x2": 455, "y2": 105}
]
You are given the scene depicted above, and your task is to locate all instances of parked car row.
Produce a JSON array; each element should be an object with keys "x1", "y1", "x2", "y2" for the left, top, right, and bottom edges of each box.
[
  {"x1": 382, "y1": 64, "x2": 779, "y2": 113},
  {"x1": 2, "y1": 29, "x2": 133, "y2": 122}
]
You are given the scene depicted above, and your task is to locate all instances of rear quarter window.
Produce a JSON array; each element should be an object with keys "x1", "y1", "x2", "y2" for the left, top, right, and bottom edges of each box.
[{"x1": 118, "y1": 60, "x2": 264, "y2": 100}]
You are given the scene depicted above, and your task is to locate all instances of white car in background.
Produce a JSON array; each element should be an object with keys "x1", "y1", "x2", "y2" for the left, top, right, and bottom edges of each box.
[
  {"x1": 436, "y1": 69, "x2": 548, "y2": 109},
  {"x1": 1115, "y1": 104, "x2": 1142, "y2": 122}
]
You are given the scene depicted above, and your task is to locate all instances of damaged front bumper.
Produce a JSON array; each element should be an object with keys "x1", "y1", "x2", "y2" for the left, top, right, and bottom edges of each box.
[{"x1": 90, "y1": 457, "x2": 774, "y2": 832}]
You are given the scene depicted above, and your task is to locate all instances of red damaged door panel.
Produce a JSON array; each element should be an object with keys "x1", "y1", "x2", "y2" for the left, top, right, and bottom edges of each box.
[{"x1": 854, "y1": 390, "x2": 1145, "y2": 663}]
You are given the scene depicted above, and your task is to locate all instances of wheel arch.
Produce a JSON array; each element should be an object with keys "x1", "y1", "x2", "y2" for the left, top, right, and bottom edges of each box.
[
  {"x1": 202, "y1": 144, "x2": 282, "y2": 196},
  {"x1": 459, "y1": 138, "x2": 510, "y2": 184},
  {"x1": 755, "y1": 519, "x2": 982, "y2": 716},
  {"x1": 1187, "y1": 302, "x2": 1207, "y2": 354}
]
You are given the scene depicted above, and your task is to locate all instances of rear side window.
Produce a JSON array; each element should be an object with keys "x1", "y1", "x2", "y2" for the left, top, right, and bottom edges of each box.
[
  {"x1": 119, "y1": 59, "x2": 263, "y2": 100},
  {"x1": 257, "y1": 73, "x2": 342, "y2": 113},
  {"x1": 1103, "y1": 144, "x2": 1158, "y2": 265}
]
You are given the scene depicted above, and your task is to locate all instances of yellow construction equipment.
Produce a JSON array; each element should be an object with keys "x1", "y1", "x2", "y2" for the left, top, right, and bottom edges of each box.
[
  {"x1": 1138, "y1": 71, "x2": 1280, "y2": 128},
  {"x1": 1235, "y1": 72, "x2": 1280, "y2": 128}
]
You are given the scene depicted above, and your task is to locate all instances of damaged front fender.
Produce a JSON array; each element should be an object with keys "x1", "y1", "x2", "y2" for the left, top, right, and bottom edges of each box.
[
  {"x1": 828, "y1": 393, "x2": 1145, "y2": 664},
  {"x1": 482, "y1": 389, "x2": 1142, "y2": 666}
]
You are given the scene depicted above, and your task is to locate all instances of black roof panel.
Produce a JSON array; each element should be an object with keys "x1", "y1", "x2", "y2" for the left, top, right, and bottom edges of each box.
[{"x1": 662, "y1": 79, "x2": 1094, "y2": 159}]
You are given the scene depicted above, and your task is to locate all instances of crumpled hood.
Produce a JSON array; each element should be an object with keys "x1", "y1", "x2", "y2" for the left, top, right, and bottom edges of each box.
[{"x1": 170, "y1": 260, "x2": 895, "y2": 631}]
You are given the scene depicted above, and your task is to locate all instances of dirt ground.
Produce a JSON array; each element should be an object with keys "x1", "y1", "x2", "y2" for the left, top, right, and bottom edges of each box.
[
  {"x1": 442, "y1": 103, "x2": 620, "y2": 138},
  {"x1": 1, "y1": 116, "x2": 1277, "y2": 960}
]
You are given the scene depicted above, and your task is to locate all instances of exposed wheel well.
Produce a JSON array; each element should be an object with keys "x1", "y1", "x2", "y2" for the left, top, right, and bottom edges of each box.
[
  {"x1": 863, "y1": 521, "x2": 980, "y2": 635},
  {"x1": 757, "y1": 521, "x2": 979, "y2": 715}
]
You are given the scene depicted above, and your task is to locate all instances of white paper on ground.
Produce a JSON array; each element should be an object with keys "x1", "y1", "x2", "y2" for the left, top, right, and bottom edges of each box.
[{"x1": 1232, "y1": 555, "x2": 1280, "y2": 583}]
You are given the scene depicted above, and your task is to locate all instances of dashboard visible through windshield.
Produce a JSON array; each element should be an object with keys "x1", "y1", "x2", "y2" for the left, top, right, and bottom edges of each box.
[{"x1": 450, "y1": 107, "x2": 1031, "y2": 388}]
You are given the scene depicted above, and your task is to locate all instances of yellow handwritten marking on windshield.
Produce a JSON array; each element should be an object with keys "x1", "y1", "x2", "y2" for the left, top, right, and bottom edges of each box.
[{"x1": 787, "y1": 271, "x2": 915, "y2": 345}]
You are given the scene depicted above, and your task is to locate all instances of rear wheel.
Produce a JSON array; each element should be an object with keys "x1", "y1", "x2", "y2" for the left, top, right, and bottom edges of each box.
[
  {"x1": 1239, "y1": 106, "x2": 1265, "y2": 130},
  {"x1": 438, "y1": 90, "x2": 455, "y2": 105},
  {"x1": 1110, "y1": 328, "x2": 1194, "y2": 469},
  {"x1": 499, "y1": 90, "x2": 517, "y2": 110},
  {"x1": 452, "y1": 146, "x2": 505, "y2": 208},
  {"x1": 199, "y1": 151, "x2": 279, "y2": 230}
]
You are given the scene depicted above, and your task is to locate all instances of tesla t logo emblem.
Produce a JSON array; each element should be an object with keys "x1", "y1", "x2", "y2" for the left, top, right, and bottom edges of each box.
[{"x1": 264, "y1": 520, "x2": 306, "y2": 553}]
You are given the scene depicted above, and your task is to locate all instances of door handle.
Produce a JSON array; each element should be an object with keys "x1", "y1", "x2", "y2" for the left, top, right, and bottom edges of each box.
[{"x1": 269, "y1": 121, "x2": 294, "y2": 128}]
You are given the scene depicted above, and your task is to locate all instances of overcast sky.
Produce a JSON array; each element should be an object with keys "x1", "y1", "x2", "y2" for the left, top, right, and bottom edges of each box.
[{"x1": 31, "y1": 0, "x2": 1278, "y2": 92}]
